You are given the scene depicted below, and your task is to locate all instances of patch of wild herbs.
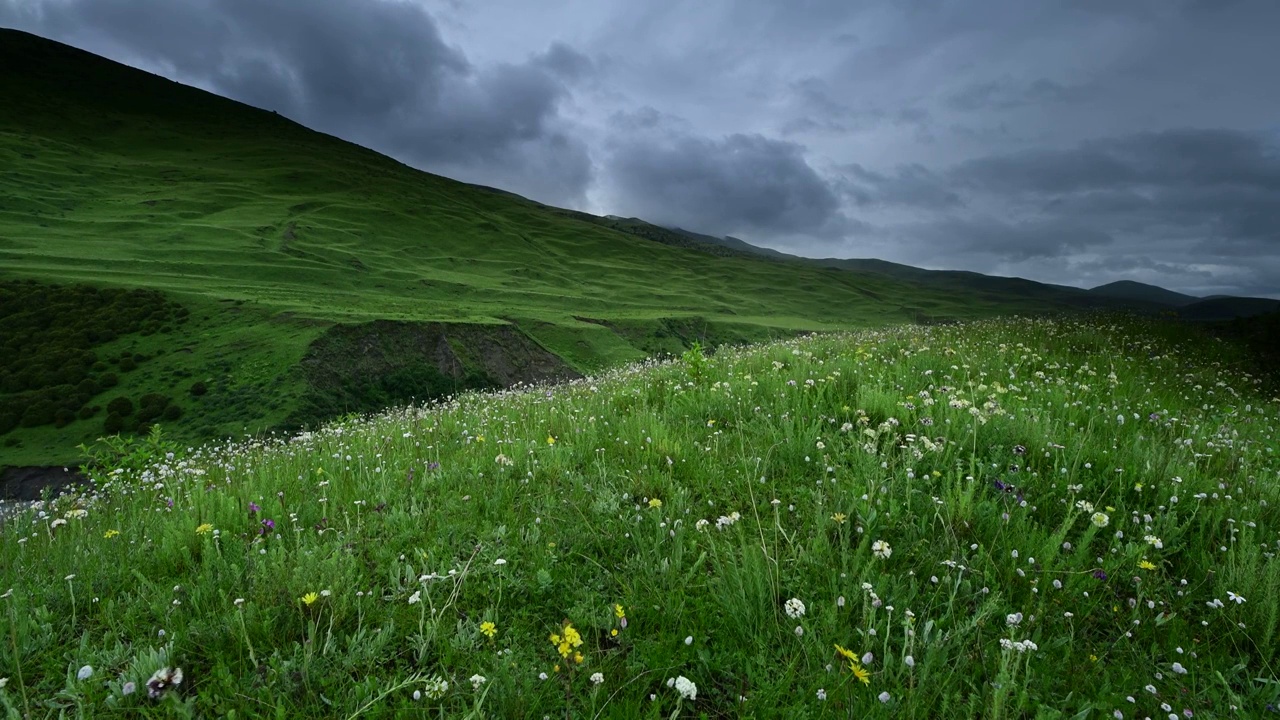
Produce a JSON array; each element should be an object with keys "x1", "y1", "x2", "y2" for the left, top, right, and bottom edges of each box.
[{"x1": 2, "y1": 316, "x2": 1278, "y2": 718}]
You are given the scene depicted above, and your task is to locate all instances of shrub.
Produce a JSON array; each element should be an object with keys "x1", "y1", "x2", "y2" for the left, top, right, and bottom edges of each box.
[
  {"x1": 53, "y1": 408, "x2": 76, "y2": 428},
  {"x1": 118, "y1": 356, "x2": 137, "y2": 372},
  {"x1": 98, "y1": 372, "x2": 119, "y2": 388},
  {"x1": 21, "y1": 401, "x2": 56, "y2": 428},
  {"x1": 162, "y1": 404, "x2": 183, "y2": 421},
  {"x1": 190, "y1": 381, "x2": 208, "y2": 397},
  {"x1": 102, "y1": 412, "x2": 124, "y2": 435},
  {"x1": 78, "y1": 405, "x2": 99, "y2": 420},
  {"x1": 106, "y1": 396, "x2": 134, "y2": 417}
]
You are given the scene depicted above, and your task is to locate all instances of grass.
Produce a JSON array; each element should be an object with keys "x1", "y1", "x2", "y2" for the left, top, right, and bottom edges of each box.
[
  {"x1": 2, "y1": 315, "x2": 1277, "y2": 718},
  {"x1": 0, "y1": 29, "x2": 1155, "y2": 466}
]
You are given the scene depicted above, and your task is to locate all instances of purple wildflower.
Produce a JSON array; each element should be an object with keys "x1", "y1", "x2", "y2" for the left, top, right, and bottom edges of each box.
[
  {"x1": 1093, "y1": 569, "x2": 1108, "y2": 580},
  {"x1": 260, "y1": 518, "x2": 275, "y2": 535},
  {"x1": 248, "y1": 502, "x2": 260, "y2": 516}
]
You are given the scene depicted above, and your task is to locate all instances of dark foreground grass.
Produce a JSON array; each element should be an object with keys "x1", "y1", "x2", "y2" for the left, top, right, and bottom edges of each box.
[{"x1": 2, "y1": 316, "x2": 1277, "y2": 718}]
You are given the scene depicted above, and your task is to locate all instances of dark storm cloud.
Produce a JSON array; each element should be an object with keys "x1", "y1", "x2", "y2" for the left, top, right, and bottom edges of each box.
[
  {"x1": 836, "y1": 163, "x2": 962, "y2": 210},
  {"x1": 947, "y1": 78, "x2": 1090, "y2": 113},
  {"x1": 949, "y1": 129, "x2": 1280, "y2": 259},
  {"x1": 903, "y1": 217, "x2": 1115, "y2": 262},
  {"x1": 956, "y1": 130, "x2": 1280, "y2": 195},
  {"x1": 1, "y1": 0, "x2": 593, "y2": 206},
  {"x1": 604, "y1": 110, "x2": 851, "y2": 237}
]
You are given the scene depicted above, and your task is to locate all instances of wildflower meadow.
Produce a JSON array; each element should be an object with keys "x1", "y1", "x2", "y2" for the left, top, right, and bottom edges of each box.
[{"x1": 1, "y1": 316, "x2": 1277, "y2": 718}]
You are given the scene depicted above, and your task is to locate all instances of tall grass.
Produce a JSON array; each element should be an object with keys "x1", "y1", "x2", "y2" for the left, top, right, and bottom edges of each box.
[{"x1": 2, "y1": 316, "x2": 1277, "y2": 718}]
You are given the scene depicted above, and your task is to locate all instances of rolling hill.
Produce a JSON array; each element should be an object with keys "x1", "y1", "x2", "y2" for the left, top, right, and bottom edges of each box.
[{"x1": 0, "y1": 27, "x2": 1264, "y2": 471}]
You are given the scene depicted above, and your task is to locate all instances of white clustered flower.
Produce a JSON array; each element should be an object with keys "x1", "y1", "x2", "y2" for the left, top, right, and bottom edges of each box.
[
  {"x1": 408, "y1": 591, "x2": 422, "y2": 605},
  {"x1": 784, "y1": 598, "x2": 806, "y2": 619},
  {"x1": 872, "y1": 540, "x2": 892, "y2": 559},
  {"x1": 469, "y1": 674, "x2": 487, "y2": 690},
  {"x1": 590, "y1": 672, "x2": 604, "y2": 685},
  {"x1": 816, "y1": 688, "x2": 827, "y2": 701},
  {"x1": 674, "y1": 676, "x2": 697, "y2": 701}
]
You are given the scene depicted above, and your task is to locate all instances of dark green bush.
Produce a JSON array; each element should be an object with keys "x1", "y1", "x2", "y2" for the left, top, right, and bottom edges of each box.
[
  {"x1": 106, "y1": 396, "x2": 134, "y2": 417},
  {"x1": 189, "y1": 381, "x2": 207, "y2": 396},
  {"x1": 162, "y1": 404, "x2": 183, "y2": 421},
  {"x1": 78, "y1": 405, "x2": 99, "y2": 420},
  {"x1": 21, "y1": 401, "x2": 56, "y2": 427},
  {"x1": 103, "y1": 412, "x2": 124, "y2": 434}
]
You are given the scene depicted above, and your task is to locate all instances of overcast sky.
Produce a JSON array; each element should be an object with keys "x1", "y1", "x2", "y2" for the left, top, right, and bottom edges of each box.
[{"x1": 4, "y1": 0, "x2": 1279, "y2": 297}]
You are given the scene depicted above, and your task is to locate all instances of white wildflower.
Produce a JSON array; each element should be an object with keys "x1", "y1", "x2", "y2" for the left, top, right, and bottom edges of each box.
[{"x1": 784, "y1": 598, "x2": 806, "y2": 619}]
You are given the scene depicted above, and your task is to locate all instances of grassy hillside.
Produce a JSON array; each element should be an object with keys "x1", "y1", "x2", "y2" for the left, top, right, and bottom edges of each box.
[
  {"x1": 1088, "y1": 281, "x2": 1200, "y2": 307},
  {"x1": 0, "y1": 28, "x2": 1143, "y2": 468},
  {"x1": 1, "y1": 316, "x2": 1276, "y2": 717}
]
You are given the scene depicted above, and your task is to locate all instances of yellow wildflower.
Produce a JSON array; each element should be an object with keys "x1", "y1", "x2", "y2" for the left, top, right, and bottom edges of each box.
[
  {"x1": 550, "y1": 623, "x2": 584, "y2": 659},
  {"x1": 195, "y1": 523, "x2": 214, "y2": 535},
  {"x1": 648, "y1": 498, "x2": 662, "y2": 509},
  {"x1": 849, "y1": 661, "x2": 871, "y2": 684},
  {"x1": 610, "y1": 629, "x2": 618, "y2": 637},
  {"x1": 480, "y1": 621, "x2": 497, "y2": 639},
  {"x1": 300, "y1": 592, "x2": 319, "y2": 606},
  {"x1": 834, "y1": 643, "x2": 856, "y2": 661},
  {"x1": 103, "y1": 529, "x2": 120, "y2": 539},
  {"x1": 475, "y1": 435, "x2": 485, "y2": 443},
  {"x1": 546, "y1": 435, "x2": 556, "y2": 446},
  {"x1": 1139, "y1": 559, "x2": 1157, "y2": 571},
  {"x1": 574, "y1": 652, "x2": 584, "y2": 664},
  {"x1": 614, "y1": 604, "x2": 626, "y2": 619},
  {"x1": 831, "y1": 512, "x2": 847, "y2": 524}
]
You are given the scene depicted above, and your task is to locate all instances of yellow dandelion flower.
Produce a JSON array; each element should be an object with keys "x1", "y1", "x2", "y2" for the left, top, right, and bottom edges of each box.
[
  {"x1": 849, "y1": 661, "x2": 871, "y2": 685},
  {"x1": 195, "y1": 523, "x2": 214, "y2": 535},
  {"x1": 103, "y1": 529, "x2": 120, "y2": 539},
  {"x1": 648, "y1": 498, "x2": 662, "y2": 509},
  {"x1": 834, "y1": 643, "x2": 856, "y2": 661},
  {"x1": 300, "y1": 592, "x2": 319, "y2": 606},
  {"x1": 831, "y1": 512, "x2": 847, "y2": 524},
  {"x1": 480, "y1": 621, "x2": 497, "y2": 639},
  {"x1": 1139, "y1": 559, "x2": 1157, "y2": 571}
]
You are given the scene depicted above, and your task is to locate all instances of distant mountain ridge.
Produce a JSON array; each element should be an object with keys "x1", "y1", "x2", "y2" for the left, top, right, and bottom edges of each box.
[{"x1": 639, "y1": 226, "x2": 1277, "y2": 319}]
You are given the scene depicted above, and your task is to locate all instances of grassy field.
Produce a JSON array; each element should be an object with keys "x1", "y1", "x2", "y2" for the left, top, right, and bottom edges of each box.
[
  {"x1": 1, "y1": 316, "x2": 1276, "y2": 717},
  {"x1": 0, "y1": 29, "x2": 1156, "y2": 468}
]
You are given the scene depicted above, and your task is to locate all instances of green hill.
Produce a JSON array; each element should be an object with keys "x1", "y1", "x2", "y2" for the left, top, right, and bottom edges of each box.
[
  {"x1": 0, "y1": 28, "x2": 1205, "y2": 468},
  {"x1": 1087, "y1": 280, "x2": 1200, "y2": 307}
]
